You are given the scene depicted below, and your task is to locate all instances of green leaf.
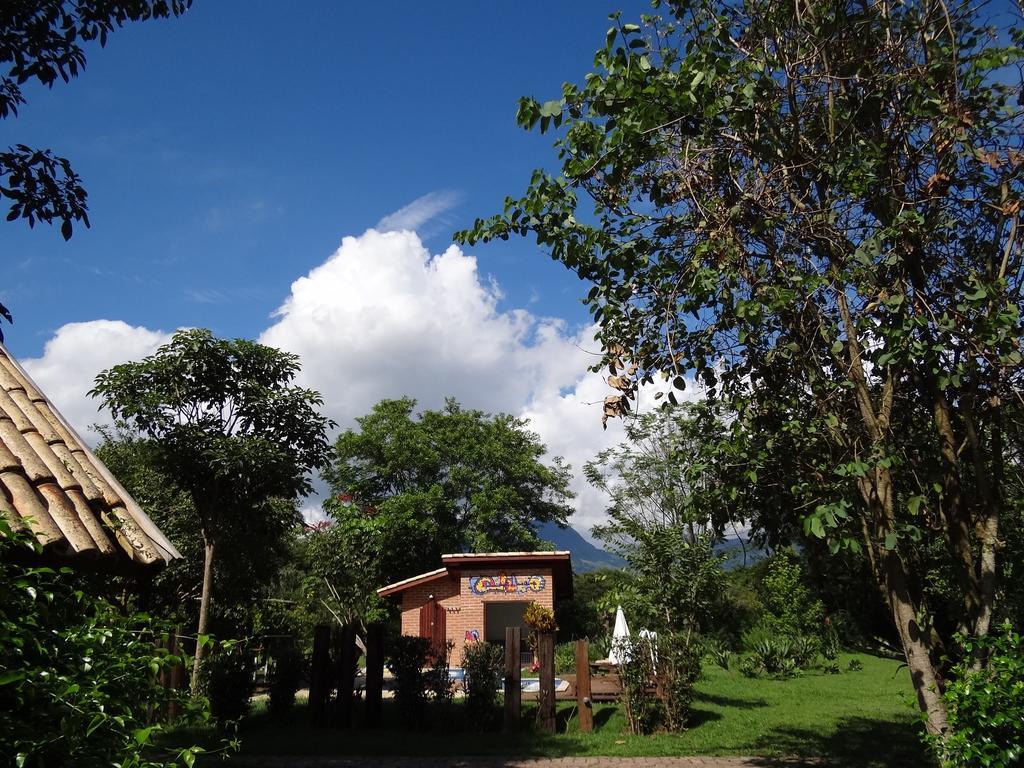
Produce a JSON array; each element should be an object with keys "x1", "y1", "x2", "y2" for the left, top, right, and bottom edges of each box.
[
  {"x1": 884, "y1": 532, "x2": 898, "y2": 550},
  {"x1": 965, "y1": 286, "x2": 987, "y2": 301}
]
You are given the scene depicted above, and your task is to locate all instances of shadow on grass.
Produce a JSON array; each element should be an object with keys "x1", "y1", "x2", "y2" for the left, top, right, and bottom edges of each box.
[
  {"x1": 694, "y1": 690, "x2": 769, "y2": 710},
  {"x1": 593, "y1": 706, "x2": 616, "y2": 729},
  {"x1": 686, "y1": 706, "x2": 723, "y2": 728},
  {"x1": 748, "y1": 716, "x2": 930, "y2": 768}
]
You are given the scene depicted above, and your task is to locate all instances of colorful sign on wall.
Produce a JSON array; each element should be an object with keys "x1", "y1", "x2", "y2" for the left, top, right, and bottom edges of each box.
[{"x1": 469, "y1": 573, "x2": 546, "y2": 596}]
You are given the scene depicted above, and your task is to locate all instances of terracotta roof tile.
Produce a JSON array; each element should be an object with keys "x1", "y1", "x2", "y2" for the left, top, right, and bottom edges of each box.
[{"x1": 0, "y1": 345, "x2": 180, "y2": 570}]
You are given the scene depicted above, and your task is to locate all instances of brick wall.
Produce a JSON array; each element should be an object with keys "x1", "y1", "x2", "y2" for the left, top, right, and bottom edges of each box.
[{"x1": 399, "y1": 566, "x2": 556, "y2": 665}]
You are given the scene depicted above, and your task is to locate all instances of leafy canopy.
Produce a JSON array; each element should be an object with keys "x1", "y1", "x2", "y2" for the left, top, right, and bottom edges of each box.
[
  {"x1": 0, "y1": 519, "x2": 213, "y2": 768},
  {"x1": 587, "y1": 404, "x2": 727, "y2": 635},
  {"x1": 92, "y1": 328, "x2": 332, "y2": 527},
  {"x1": 322, "y1": 397, "x2": 573, "y2": 591},
  {"x1": 458, "y1": 0, "x2": 1023, "y2": 735}
]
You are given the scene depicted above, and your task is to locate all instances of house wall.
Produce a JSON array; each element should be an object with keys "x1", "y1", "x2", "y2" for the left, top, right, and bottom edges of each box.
[{"x1": 399, "y1": 565, "x2": 556, "y2": 665}]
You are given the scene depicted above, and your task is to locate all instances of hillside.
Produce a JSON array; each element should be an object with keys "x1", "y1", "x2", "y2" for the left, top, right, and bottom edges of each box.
[{"x1": 536, "y1": 521, "x2": 625, "y2": 573}]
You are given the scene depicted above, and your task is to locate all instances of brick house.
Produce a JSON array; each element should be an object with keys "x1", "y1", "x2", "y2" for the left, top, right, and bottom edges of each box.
[{"x1": 378, "y1": 551, "x2": 573, "y2": 665}]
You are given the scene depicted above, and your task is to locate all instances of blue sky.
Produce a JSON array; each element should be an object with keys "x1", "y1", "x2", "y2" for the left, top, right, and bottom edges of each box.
[
  {"x1": 2, "y1": 1, "x2": 653, "y2": 349},
  {"x1": 0, "y1": 0, "x2": 659, "y2": 536}
]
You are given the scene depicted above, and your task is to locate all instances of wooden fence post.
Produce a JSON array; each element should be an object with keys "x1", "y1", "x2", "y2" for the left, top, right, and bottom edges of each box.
[
  {"x1": 503, "y1": 626, "x2": 521, "y2": 733},
  {"x1": 575, "y1": 638, "x2": 593, "y2": 732},
  {"x1": 308, "y1": 623, "x2": 331, "y2": 725},
  {"x1": 537, "y1": 631, "x2": 555, "y2": 733},
  {"x1": 334, "y1": 623, "x2": 357, "y2": 729},
  {"x1": 365, "y1": 622, "x2": 384, "y2": 729},
  {"x1": 163, "y1": 626, "x2": 186, "y2": 722}
]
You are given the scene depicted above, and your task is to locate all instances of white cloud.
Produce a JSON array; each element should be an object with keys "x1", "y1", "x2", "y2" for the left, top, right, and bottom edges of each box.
[
  {"x1": 375, "y1": 190, "x2": 462, "y2": 233},
  {"x1": 259, "y1": 229, "x2": 590, "y2": 425},
  {"x1": 260, "y1": 229, "x2": 634, "y2": 533},
  {"x1": 20, "y1": 320, "x2": 172, "y2": 441},
  {"x1": 19, "y1": 229, "x2": 700, "y2": 541}
]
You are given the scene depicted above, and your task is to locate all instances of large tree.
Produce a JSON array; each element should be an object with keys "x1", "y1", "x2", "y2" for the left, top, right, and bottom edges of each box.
[
  {"x1": 95, "y1": 427, "x2": 301, "y2": 638},
  {"x1": 324, "y1": 397, "x2": 574, "y2": 592},
  {"x1": 91, "y1": 329, "x2": 332, "y2": 690},
  {"x1": 0, "y1": 1, "x2": 191, "y2": 333},
  {"x1": 458, "y1": 0, "x2": 1024, "y2": 737},
  {"x1": 586, "y1": 403, "x2": 731, "y2": 636}
]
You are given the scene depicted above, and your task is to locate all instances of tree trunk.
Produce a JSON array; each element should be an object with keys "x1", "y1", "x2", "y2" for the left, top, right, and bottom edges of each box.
[
  {"x1": 880, "y1": 545, "x2": 949, "y2": 736},
  {"x1": 190, "y1": 538, "x2": 215, "y2": 695}
]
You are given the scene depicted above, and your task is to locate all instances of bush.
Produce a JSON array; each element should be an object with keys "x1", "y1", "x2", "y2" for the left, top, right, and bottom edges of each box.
[
  {"x1": 0, "y1": 521, "x2": 211, "y2": 767},
  {"x1": 554, "y1": 641, "x2": 577, "y2": 674},
  {"x1": 701, "y1": 637, "x2": 732, "y2": 670},
  {"x1": 267, "y1": 645, "x2": 304, "y2": 718},
  {"x1": 386, "y1": 635, "x2": 432, "y2": 725},
  {"x1": 758, "y1": 554, "x2": 825, "y2": 639},
  {"x1": 934, "y1": 623, "x2": 1023, "y2": 768},
  {"x1": 201, "y1": 645, "x2": 256, "y2": 724},
  {"x1": 846, "y1": 658, "x2": 863, "y2": 672},
  {"x1": 616, "y1": 635, "x2": 659, "y2": 735},
  {"x1": 738, "y1": 655, "x2": 762, "y2": 679},
  {"x1": 426, "y1": 640, "x2": 455, "y2": 704},
  {"x1": 822, "y1": 662, "x2": 841, "y2": 675},
  {"x1": 656, "y1": 633, "x2": 702, "y2": 732},
  {"x1": 742, "y1": 627, "x2": 817, "y2": 678},
  {"x1": 462, "y1": 641, "x2": 504, "y2": 730}
]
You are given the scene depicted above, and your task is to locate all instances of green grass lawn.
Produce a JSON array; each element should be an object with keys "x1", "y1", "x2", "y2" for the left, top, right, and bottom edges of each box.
[{"x1": 186, "y1": 653, "x2": 928, "y2": 766}]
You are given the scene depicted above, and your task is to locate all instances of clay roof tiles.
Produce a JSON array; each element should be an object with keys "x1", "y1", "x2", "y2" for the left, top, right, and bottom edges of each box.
[{"x1": 0, "y1": 344, "x2": 180, "y2": 570}]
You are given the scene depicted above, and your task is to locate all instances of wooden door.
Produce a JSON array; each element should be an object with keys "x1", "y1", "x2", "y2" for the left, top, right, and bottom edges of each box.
[{"x1": 418, "y1": 599, "x2": 446, "y2": 658}]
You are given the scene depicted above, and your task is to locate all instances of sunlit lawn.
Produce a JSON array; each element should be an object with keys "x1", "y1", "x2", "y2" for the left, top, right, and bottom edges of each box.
[{"x1": 186, "y1": 653, "x2": 927, "y2": 766}]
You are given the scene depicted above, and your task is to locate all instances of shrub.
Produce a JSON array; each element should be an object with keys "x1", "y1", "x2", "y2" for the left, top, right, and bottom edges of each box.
[
  {"x1": 201, "y1": 644, "x2": 256, "y2": 724},
  {"x1": 758, "y1": 554, "x2": 825, "y2": 639},
  {"x1": 426, "y1": 640, "x2": 455, "y2": 704},
  {"x1": 847, "y1": 658, "x2": 863, "y2": 672},
  {"x1": 933, "y1": 623, "x2": 1023, "y2": 768},
  {"x1": 554, "y1": 641, "x2": 577, "y2": 674},
  {"x1": 822, "y1": 623, "x2": 841, "y2": 660},
  {"x1": 524, "y1": 602, "x2": 557, "y2": 656},
  {"x1": 656, "y1": 633, "x2": 702, "y2": 732},
  {"x1": 822, "y1": 662, "x2": 841, "y2": 675},
  {"x1": 738, "y1": 655, "x2": 762, "y2": 679},
  {"x1": 616, "y1": 635, "x2": 659, "y2": 735},
  {"x1": 791, "y1": 635, "x2": 819, "y2": 668},
  {"x1": 0, "y1": 521, "x2": 212, "y2": 767},
  {"x1": 386, "y1": 635, "x2": 432, "y2": 725},
  {"x1": 701, "y1": 637, "x2": 732, "y2": 670},
  {"x1": 461, "y1": 641, "x2": 504, "y2": 730},
  {"x1": 267, "y1": 645, "x2": 304, "y2": 719}
]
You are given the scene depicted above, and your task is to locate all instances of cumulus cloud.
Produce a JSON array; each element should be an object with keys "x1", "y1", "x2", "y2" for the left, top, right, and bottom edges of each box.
[
  {"x1": 259, "y1": 228, "x2": 711, "y2": 538},
  {"x1": 375, "y1": 190, "x2": 462, "y2": 233},
  {"x1": 20, "y1": 228, "x2": 698, "y2": 540},
  {"x1": 20, "y1": 320, "x2": 172, "y2": 441},
  {"x1": 259, "y1": 229, "x2": 588, "y2": 423}
]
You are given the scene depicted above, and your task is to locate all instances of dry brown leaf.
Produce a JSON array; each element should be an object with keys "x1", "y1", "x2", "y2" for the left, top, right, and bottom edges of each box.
[{"x1": 607, "y1": 375, "x2": 631, "y2": 391}]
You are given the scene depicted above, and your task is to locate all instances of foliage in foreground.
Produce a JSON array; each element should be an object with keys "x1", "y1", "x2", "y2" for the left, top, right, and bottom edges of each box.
[
  {"x1": 617, "y1": 633, "x2": 701, "y2": 735},
  {"x1": 461, "y1": 641, "x2": 504, "y2": 730},
  {"x1": 459, "y1": 0, "x2": 1024, "y2": 737},
  {"x1": 936, "y1": 623, "x2": 1024, "y2": 768},
  {"x1": 92, "y1": 328, "x2": 333, "y2": 689},
  {"x1": 0, "y1": 521, "x2": 213, "y2": 768}
]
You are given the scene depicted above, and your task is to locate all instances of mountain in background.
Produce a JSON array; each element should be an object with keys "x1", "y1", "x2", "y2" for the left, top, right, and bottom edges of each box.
[{"x1": 537, "y1": 521, "x2": 625, "y2": 573}]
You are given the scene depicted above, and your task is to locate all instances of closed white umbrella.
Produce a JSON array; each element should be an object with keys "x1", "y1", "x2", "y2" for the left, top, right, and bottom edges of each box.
[{"x1": 608, "y1": 605, "x2": 631, "y2": 666}]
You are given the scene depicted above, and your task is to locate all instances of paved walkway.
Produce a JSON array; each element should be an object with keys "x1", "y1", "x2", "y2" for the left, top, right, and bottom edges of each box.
[{"x1": 234, "y1": 757, "x2": 822, "y2": 767}]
